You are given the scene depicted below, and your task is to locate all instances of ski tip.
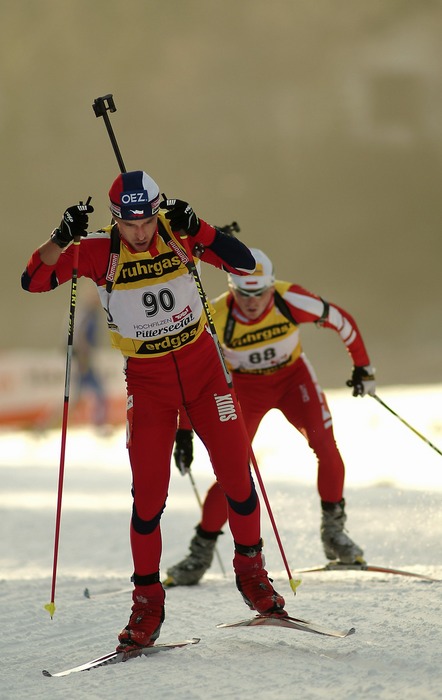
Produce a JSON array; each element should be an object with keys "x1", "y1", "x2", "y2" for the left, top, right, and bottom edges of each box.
[
  {"x1": 162, "y1": 576, "x2": 178, "y2": 588},
  {"x1": 217, "y1": 615, "x2": 356, "y2": 638},
  {"x1": 42, "y1": 637, "x2": 202, "y2": 677},
  {"x1": 298, "y1": 562, "x2": 441, "y2": 582},
  {"x1": 170, "y1": 637, "x2": 201, "y2": 644}
]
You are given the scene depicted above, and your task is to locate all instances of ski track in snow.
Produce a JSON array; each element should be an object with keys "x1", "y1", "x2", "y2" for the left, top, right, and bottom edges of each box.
[{"x1": 1, "y1": 387, "x2": 442, "y2": 699}]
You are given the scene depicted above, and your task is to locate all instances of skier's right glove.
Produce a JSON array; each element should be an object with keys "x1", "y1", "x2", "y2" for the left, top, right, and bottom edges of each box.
[
  {"x1": 173, "y1": 429, "x2": 194, "y2": 475},
  {"x1": 51, "y1": 200, "x2": 94, "y2": 248}
]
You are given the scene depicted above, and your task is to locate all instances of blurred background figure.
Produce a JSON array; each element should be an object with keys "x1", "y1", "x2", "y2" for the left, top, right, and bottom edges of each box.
[
  {"x1": 70, "y1": 283, "x2": 109, "y2": 431},
  {"x1": 32, "y1": 282, "x2": 110, "y2": 434}
]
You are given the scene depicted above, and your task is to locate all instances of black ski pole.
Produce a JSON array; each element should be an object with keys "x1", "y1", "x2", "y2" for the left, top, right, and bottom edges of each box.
[
  {"x1": 372, "y1": 394, "x2": 442, "y2": 458},
  {"x1": 93, "y1": 95, "x2": 126, "y2": 173},
  {"x1": 92, "y1": 94, "x2": 300, "y2": 594},
  {"x1": 93, "y1": 93, "x2": 228, "y2": 577}
]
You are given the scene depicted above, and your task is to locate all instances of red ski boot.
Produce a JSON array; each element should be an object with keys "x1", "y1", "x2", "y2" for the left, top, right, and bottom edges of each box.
[
  {"x1": 117, "y1": 582, "x2": 165, "y2": 652},
  {"x1": 233, "y1": 545, "x2": 286, "y2": 616}
]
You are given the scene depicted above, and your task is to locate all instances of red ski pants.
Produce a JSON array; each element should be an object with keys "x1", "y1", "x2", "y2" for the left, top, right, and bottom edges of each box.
[
  {"x1": 200, "y1": 353, "x2": 346, "y2": 533},
  {"x1": 125, "y1": 331, "x2": 260, "y2": 579}
]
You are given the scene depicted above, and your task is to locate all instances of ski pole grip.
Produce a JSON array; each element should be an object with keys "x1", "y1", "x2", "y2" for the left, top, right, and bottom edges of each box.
[
  {"x1": 93, "y1": 95, "x2": 126, "y2": 173},
  {"x1": 93, "y1": 95, "x2": 116, "y2": 117}
]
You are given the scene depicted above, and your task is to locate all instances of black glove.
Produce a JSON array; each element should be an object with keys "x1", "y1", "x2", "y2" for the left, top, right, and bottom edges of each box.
[
  {"x1": 346, "y1": 365, "x2": 376, "y2": 397},
  {"x1": 173, "y1": 429, "x2": 194, "y2": 475},
  {"x1": 51, "y1": 200, "x2": 94, "y2": 249},
  {"x1": 160, "y1": 196, "x2": 200, "y2": 236},
  {"x1": 216, "y1": 221, "x2": 240, "y2": 237}
]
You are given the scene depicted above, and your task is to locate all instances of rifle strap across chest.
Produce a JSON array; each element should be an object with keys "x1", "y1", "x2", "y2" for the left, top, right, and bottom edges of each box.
[
  {"x1": 105, "y1": 224, "x2": 121, "y2": 293},
  {"x1": 104, "y1": 220, "x2": 180, "y2": 294},
  {"x1": 223, "y1": 290, "x2": 329, "y2": 345}
]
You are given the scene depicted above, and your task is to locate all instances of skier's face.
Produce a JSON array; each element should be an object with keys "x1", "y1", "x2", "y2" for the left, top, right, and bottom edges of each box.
[
  {"x1": 232, "y1": 286, "x2": 274, "y2": 320},
  {"x1": 116, "y1": 214, "x2": 158, "y2": 252}
]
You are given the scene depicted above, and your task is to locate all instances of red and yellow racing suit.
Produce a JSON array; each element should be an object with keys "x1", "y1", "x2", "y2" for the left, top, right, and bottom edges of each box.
[
  {"x1": 180, "y1": 281, "x2": 372, "y2": 532},
  {"x1": 22, "y1": 215, "x2": 261, "y2": 579}
]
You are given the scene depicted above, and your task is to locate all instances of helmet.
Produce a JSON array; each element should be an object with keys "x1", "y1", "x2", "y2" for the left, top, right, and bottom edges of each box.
[
  {"x1": 109, "y1": 170, "x2": 160, "y2": 220},
  {"x1": 228, "y1": 248, "x2": 275, "y2": 296}
]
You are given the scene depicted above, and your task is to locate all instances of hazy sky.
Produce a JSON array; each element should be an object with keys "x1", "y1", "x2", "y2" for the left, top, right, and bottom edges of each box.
[{"x1": 3, "y1": 1, "x2": 442, "y2": 387}]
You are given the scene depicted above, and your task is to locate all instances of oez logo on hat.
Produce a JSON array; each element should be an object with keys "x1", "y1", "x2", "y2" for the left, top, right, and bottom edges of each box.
[{"x1": 121, "y1": 190, "x2": 149, "y2": 205}]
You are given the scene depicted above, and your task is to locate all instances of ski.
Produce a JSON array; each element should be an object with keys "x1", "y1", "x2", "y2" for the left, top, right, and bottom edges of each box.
[
  {"x1": 83, "y1": 586, "x2": 132, "y2": 599},
  {"x1": 295, "y1": 562, "x2": 440, "y2": 582},
  {"x1": 217, "y1": 615, "x2": 355, "y2": 638},
  {"x1": 42, "y1": 637, "x2": 200, "y2": 677},
  {"x1": 162, "y1": 575, "x2": 178, "y2": 588}
]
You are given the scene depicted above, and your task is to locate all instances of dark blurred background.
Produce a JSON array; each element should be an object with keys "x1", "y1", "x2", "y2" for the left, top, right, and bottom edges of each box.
[{"x1": 2, "y1": 0, "x2": 442, "y2": 389}]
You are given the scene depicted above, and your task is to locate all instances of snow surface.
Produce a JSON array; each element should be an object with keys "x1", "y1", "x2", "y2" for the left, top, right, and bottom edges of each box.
[{"x1": 1, "y1": 385, "x2": 442, "y2": 699}]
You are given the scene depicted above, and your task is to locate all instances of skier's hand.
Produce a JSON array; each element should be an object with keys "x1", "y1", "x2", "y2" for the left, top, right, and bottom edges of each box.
[
  {"x1": 173, "y1": 429, "x2": 194, "y2": 475},
  {"x1": 160, "y1": 195, "x2": 200, "y2": 236},
  {"x1": 51, "y1": 199, "x2": 94, "y2": 249},
  {"x1": 346, "y1": 365, "x2": 376, "y2": 397}
]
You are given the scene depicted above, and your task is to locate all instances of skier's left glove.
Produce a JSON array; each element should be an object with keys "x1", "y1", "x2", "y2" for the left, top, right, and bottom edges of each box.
[
  {"x1": 160, "y1": 196, "x2": 200, "y2": 236},
  {"x1": 173, "y1": 429, "x2": 194, "y2": 475},
  {"x1": 347, "y1": 365, "x2": 376, "y2": 397},
  {"x1": 216, "y1": 221, "x2": 240, "y2": 237}
]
